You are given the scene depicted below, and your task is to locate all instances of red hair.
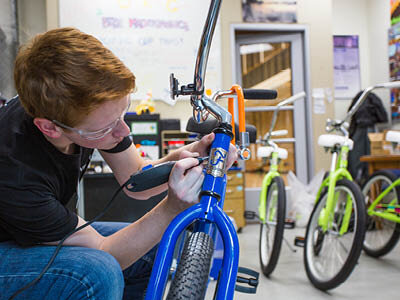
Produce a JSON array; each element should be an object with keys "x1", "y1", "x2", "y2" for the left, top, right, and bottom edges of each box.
[{"x1": 14, "y1": 27, "x2": 135, "y2": 126}]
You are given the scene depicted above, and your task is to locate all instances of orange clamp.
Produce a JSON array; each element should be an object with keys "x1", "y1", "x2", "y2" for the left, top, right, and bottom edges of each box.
[{"x1": 229, "y1": 85, "x2": 246, "y2": 144}]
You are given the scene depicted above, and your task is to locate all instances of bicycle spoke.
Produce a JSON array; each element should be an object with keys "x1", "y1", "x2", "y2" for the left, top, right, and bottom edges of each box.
[
  {"x1": 362, "y1": 172, "x2": 400, "y2": 257},
  {"x1": 304, "y1": 179, "x2": 365, "y2": 290}
]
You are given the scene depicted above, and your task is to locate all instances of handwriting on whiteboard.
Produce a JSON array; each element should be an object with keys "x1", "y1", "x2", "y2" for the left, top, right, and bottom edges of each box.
[{"x1": 102, "y1": 17, "x2": 189, "y2": 31}]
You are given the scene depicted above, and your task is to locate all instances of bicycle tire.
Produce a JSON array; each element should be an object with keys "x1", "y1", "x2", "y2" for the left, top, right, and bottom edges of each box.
[
  {"x1": 166, "y1": 231, "x2": 214, "y2": 300},
  {"x1": 361, "y1": 170, "x2": 400, "y2": 257},
  {"x1": 259, "y1": 176, "x2": 286, "y2": 277},
  {"x1": 304, "y1": 179, "x2": 365, "y2": 291}
]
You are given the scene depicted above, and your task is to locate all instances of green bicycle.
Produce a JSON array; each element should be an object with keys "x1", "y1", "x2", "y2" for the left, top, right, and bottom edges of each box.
[
  {"x1": 300, "y1": 108, "x2": 366, "y2": 290},
  {"x1": 302, "y1": 81, "x2": 400, "y2": 290},
  {"x1": 302, "y1": 129, "x2": 365, "y2": 290},
  {"x1": 361, "y1": 129, "x2": 400, "y2": 257},
  {"x1": 257, "y1": 92, "x2": 305, "y2": 277}
]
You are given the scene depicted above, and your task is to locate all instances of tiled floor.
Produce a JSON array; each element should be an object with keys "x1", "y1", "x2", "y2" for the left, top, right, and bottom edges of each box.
[{"x1": 205, "y1": 223, "x2": 400, "y2": 300}]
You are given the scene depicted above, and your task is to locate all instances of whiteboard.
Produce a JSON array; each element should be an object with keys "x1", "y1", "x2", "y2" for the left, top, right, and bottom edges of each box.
[{"x1": 59, "y1": 0, "x2": 222, "y2": 104}]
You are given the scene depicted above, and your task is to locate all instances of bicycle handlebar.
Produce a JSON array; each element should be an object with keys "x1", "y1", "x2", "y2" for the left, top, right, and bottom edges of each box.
[
  {"x1": 170, "y1": 0, "x2": 280, "y2": 130},
  {"x1": 343, "y1": 81, "x2": 400, "y2": 125},
  {"x1": 243, "y1": 89, "x2": 278, "y2": 100},
  {"x1": 264, "y1": 91, "x2": 306, "y2": 142},
  {"x1": 376, "y1": 81, "x2": 400, "y2": 89},
  {"x1": 191, "y1": 0, "x2": 221, "y2": 110},
  {"x1": 326, "y1": 81, "x2": 400, "y2": 136}
]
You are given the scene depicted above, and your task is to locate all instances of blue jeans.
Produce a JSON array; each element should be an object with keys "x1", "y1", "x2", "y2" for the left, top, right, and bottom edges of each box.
[{"x1": 0, "y1": 222, "x2": 157, "y2": 300}]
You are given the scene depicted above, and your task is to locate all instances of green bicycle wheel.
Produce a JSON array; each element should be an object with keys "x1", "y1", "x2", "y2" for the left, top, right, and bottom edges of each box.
[
  {"x1": 304, "y1": 179, "x2": 366, "y2": 291},
  {"x1": 259, "y1": 176, "x2": 286, "y2": 277},
  {"x1": 362, "y1": 170, "x2": 400, "y2": 257}
]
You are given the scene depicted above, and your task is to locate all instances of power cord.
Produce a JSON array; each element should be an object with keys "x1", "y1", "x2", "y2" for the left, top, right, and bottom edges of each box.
[
  {"x1": 8, "y1": 156, "x2": 193, "y2": 299},
  {"x1": 8, "y1": 184, "x2": 125, "y2": 300}
]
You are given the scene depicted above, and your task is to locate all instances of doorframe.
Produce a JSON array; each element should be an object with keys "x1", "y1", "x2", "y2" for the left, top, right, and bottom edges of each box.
[{"x1": 230, "y1": 23, "x2": 314, "y2": 181}]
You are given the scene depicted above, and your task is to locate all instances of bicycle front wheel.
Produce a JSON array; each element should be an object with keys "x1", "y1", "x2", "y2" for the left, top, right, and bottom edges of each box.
[
  {"x1": 362, "y1": 170, "x2": 400, "y2": 257},
  {"x1": 166, "y1": 231, "x2": 214, "y2": 300},
  {"x1": 304, "y1": 179, "x2": 365, "y2": 290},
  {"x1": 259, "y1": 176, "x2": 286, "y2": 277}
]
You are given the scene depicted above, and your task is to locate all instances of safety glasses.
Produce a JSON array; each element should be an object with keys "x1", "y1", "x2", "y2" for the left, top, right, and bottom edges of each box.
[{"x1": 52, "y1": 101, "x2": 131, "y2": 140}]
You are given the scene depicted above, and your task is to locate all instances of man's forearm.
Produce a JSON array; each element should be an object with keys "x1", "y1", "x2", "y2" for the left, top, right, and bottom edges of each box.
[{"x1": 98, "y1": 197, "x2": 177, "y2": 270}]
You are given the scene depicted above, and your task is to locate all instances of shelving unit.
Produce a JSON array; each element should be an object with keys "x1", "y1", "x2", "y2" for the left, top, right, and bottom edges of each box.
[
  {"x1": 125, "y1": 113, "x2": 161, "y2": 160},
  {"x1": 161, "y1": 130, "x2": 197, "y2": 157}
]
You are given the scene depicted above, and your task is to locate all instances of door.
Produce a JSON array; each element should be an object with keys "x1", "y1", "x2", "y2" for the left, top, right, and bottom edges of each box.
[{"x1": 233, "y1": 29, "x2": 311, "y2": 192}]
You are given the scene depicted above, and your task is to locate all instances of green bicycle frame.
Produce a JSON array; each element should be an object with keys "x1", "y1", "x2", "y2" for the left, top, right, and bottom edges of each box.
[
  {"x1": 367, "y1": 177, "x2": 400, "y2": 223},
  {"x1": 259, "y1": 151, "x2": 280, "y2": 223},
  {"x1": 315, "y1": 145, "x2": 354, "y2": 235}
]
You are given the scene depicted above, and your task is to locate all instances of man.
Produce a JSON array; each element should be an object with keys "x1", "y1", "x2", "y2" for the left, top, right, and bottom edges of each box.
[{"x1": 0, "y1": 27, "x2": 236, "y2": 299}]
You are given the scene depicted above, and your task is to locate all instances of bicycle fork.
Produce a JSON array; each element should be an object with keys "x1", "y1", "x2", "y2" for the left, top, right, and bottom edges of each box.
[{"x1": 318, "y1": 150, "x2": 353, "y2": 235}]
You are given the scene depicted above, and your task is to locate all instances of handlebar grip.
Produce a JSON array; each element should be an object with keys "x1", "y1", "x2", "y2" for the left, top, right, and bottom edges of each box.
[
  {"x1": 243, "y1": 89, "x2": 277, "y2": 100},
  {"x1": 379, "y1": 81, "x2": 400, "y2": 89}
]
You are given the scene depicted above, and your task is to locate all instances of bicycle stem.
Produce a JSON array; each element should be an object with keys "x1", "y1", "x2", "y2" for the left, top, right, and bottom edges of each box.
[
  {"x1": 207, "y1": 86, "x2": 250, "y2": 159},
  {"x1": 202, "y1": 94, "x2": 231, "y2": 124}
]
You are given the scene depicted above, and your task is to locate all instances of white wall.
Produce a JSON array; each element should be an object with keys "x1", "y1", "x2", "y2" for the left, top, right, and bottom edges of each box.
[
  {"x1": 0, "y1": 0, "x2": 18, "y2": 99},
  {"x1": 298, "y1": 0, "x2": 335, "y2": 173},
  {"x1": 16, "y1": 0, "x2": 394, "y2": 169},
  {"x1": 17, "y1": 0, "x2": 46, "y2": 44},
  {"x1": 332, "y1": 0, "x2": 391, "y2": 122},
  {"x1": 367, "y1": 0, "x2": 391, "y2": 86},
  {"x1": 368, "y1": 0, "x2": 392, "y2": 128}
]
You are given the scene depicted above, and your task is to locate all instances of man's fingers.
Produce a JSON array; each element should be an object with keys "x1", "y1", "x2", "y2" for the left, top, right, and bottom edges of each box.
[
  {"x1": 182, "y1": 165, "x2": 203, "y2": 184},
  {"x1": 179, "y1": 150, "x2": 199, "y2": 160},
  {"x1": 178, "y1": 167, "x2": 204, "y2": 203},
  {"x1": 201, "y1": 132, "x2": 214, "y2": 146},
  {"x1": 170, "y1": 157, "x2": 200, "y2": 180},
  {"x1": 187, "y1": 172, "x2": 204, "y2": 202},
  {"x1": 226, "y1": 143, "x2": 238, "y2": 169}
]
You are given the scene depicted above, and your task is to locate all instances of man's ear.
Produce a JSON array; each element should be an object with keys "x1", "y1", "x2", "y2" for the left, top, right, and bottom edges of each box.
[{"x1": 33, "y1": 118, "x2": 63, "y2": 138}]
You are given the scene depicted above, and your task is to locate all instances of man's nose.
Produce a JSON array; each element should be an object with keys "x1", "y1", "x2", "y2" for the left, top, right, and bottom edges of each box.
[{"x1": 112, "y1": 119, "x2": 131, "y2": 138}]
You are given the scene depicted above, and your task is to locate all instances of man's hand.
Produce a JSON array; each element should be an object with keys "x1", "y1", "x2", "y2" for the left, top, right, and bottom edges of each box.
[
  {"x1": 188, "y1": 133, "x2": 238, "y2": 169},
  {"x1": 166, "y1": 151, "x2": 204, "y2": 214}
]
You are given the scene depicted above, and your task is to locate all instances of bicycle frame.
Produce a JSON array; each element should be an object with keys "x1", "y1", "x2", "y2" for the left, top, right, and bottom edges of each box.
[
  {"x1": 315, "y1": 81, "x2": 400, "y2": 235},
  {"x1": 259, "y1": 152, "x2": 280, "y2": 223},
  {"x1": 145, "y1": 0, "x2": 278, "y2": 297},
  {"x1": 145, "y1": 86, "x2": 247, "y2": 299},
  {"x1": 367, "y1": 177, "x2": 400, "y2": 223},
  {"x1": 316, "y1": 145, "x2": 354, "y2": 235},
  {"x1": 258, "y1": 92, "x2": 305, "y2": 222}
]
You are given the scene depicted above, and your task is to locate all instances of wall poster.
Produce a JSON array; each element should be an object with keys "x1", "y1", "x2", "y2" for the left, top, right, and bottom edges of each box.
[
  {"x1": 333, "y1": 35, "x2": 361, "y2": 100},
  {"x1": 242, "y1": 0, "x2": 297, "y2": 23},
  {"x1": 391, "y1": 0, "x2": 400, "y2": 26},
  {"x1": 389, "y1": 24, "x2": 400, "y2": 121}
]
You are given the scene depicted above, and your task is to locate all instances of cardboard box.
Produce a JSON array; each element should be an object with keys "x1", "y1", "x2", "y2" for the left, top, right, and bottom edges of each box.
[
  {"x1": 368, "y1": 132, "x2": 384, "y2": 155},
  {"x1": 368, "y1": 132, "x2": 391, "y2": 155},
  {"x1": 383, "y1": 130, "x2": 400, "y2": 154}
]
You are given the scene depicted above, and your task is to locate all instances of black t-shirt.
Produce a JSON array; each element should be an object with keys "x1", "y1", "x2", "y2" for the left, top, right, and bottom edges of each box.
[{"x1": 0, "y1": 97, "x2": 131, "y2": 246}]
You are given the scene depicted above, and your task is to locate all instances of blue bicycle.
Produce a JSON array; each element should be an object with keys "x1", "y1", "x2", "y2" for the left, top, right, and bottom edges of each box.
[{"x1": 142, "y1": 0, "x2": 277, "y2": 299}]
